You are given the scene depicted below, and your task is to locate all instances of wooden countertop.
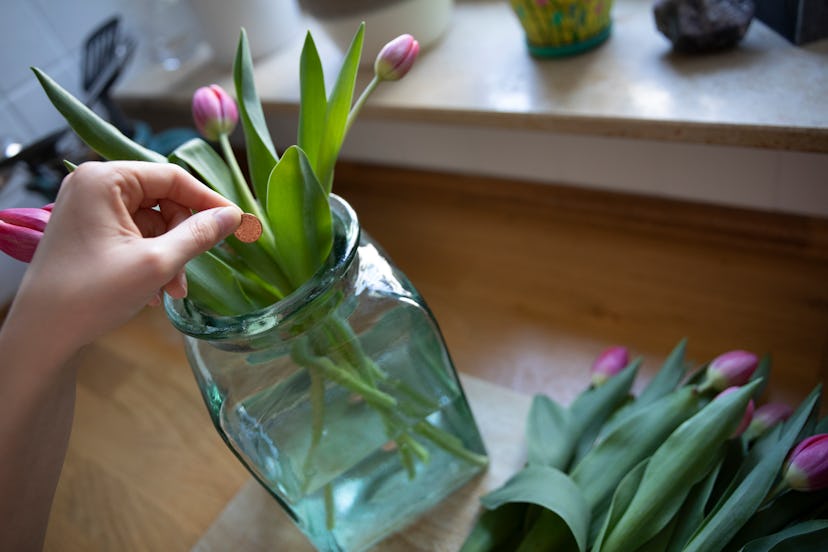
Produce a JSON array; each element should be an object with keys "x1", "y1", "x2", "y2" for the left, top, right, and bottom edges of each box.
[
  {"x1": 117, "y1": 0, "x2": 828, "y2": 152},
  {"x1": 37, "y1": 163, "x2": 828, "y2": 550}
]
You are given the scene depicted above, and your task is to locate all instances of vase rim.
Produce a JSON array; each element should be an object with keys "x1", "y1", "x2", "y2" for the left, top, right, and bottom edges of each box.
[{"x1": 163, "y1": 193, "x2": 360, "y2": 342}]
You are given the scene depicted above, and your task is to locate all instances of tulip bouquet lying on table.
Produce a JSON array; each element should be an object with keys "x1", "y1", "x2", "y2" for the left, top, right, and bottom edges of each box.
[
  {"x1": 461, "y1": 340, "x2": 828, "y2": 552},
  {"x1": 5, "y1": 25, "x2": 492, "y2": 552}
]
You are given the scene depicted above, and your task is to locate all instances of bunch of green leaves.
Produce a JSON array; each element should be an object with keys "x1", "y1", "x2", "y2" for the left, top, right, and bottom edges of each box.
[
  {"x1": 33, "y1": 25, "x2": 369, "y2": 315},
  {"x1": 460, "y1": 339, "x2": 827, "y2": 552}
]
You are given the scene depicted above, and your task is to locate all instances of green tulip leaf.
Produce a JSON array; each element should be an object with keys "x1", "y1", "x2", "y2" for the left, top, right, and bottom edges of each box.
[
  {"x1": 186, "y1": 250, "x2": 267, "y2": 315},
  {"x1": 741, "y1": 520, "x2": 828, "y2": 552},
  {"x1": 598, "y1": 380, "x2": 760, "y2": 552},
  {"x1": 664, "y1": 456, "x2": 724, "y2": 552},
  {"x1": 704, "y1": 438, "x2": 748, "y2": 523},
  {"x1": 571, "y1": 385, "x2": 701, "y2": 513},
  {"x1": 592, "y1": 458, "x2": 649, "y2": 552},
  {"x1": 637, "y1": 517, "x2": 679, "y2": 552},
  {"x1": 298, "y1": 31, "x2": 327, "y2": 170},
  {"x1": 515, "y1": 508, "x2": 583, "y2": 552},
  {"x1": 32, "y1": 67, "x2": 166, "y2": 163},
  {"x1": 169, "y1": 138, "x2": 241, "y2": 205},
  {"x1": 816, "y1": 414, "x2": 828, "y2": 433},
  {"x1": 458, "y1": 503, "x2": 527, "y2": 552},
  {"x1": 525, "y1": 394, "x2": 572, "y2": 469},
  {"x1": 596, "y1": 340, "x2": 690, "y2": 444},
  {"x1": 481, "y1": 465, "x2": 590, "y2": 552},
  {"x1": 570, "y1": 358, "x2": 641, "y2": 464},
  {"x1": 638, "y1": 338, "x2": 688, "y2": 404},
  {"x1": 725, "y1": 488, "x2": 828, "y2": 551},
  {"x1": 750, "y1": 354, "x2": 772, "y2": 401},
  {"x1": 265, "y1": 145, "x2": 332, "y2": 287},
  {"x1": 681, "y1": 385, "x2": 822, "y2": 552},
  {"x1": 233, "y1": 29, "x2": 279, "y2": 202},
  {"x1": 315, "y1": 23, "x2": 364, "y2": 194}
]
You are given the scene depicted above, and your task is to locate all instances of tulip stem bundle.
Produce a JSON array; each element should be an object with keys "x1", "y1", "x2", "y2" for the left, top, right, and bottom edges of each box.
[{"x1": 461, "y1": 341, "x2": 828, "y2": 552}]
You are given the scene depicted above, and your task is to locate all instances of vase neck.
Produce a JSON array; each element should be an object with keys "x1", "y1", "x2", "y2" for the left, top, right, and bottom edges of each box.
[{"x1": 164, "y1": 194, "x2": 360, "y2": 348}]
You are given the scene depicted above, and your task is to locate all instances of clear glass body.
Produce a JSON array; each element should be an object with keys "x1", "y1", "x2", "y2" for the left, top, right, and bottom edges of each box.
[{"x1": 165, "y1": 195, "x2": 487, "y2": 551}]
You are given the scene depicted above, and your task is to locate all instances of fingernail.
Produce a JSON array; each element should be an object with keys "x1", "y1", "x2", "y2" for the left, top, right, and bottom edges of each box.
[
  {"x1": 148, "y1": 290, "x2": 162, "y2": 307},
  {"x1": 213, "y1": 206, "x2": 242, "y2": 235},
  {"x1": 177, "y1": 270, "x2": 188, "y2": 297}
]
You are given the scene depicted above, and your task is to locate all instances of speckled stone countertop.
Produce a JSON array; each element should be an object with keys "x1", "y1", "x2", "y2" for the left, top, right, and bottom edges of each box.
[{"x1": 118, "y1": 0, "x2": 828, "y2": 153}]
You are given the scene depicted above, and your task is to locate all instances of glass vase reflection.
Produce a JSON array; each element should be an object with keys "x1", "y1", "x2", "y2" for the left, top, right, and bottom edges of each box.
[{"x1": 165, "y1": 195, "x2": 487, "y2": 551}]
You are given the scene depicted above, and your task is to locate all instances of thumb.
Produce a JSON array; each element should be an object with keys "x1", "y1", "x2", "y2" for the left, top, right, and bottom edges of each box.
[{"x1": 155, "y1": 206, "x2": 242, "y2": 265}]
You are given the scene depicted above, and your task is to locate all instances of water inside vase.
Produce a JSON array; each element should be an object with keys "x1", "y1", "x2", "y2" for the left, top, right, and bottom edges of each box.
[
  {"x1": 173, "y1": 209, "x2": 488, "y2": 550},
  {"x1": 220, "y1": 386, "x2": 482, "y2": 550}
]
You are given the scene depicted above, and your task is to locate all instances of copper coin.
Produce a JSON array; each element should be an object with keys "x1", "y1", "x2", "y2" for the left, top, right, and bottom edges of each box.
[{"x1": 234, "y1": 213, "x2": 262, "y2": 243}]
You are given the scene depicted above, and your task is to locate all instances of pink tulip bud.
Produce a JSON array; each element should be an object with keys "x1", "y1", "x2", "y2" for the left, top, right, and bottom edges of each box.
[
  {"x1": 0, "y1": 207, "x2": 51, "y2": 232},
  {"x1": 703, "y1": 350, "x2": 759, "y2": 392},
  {"x1": 0, "y1": 206, "x2": 51, "y2": 263},
  {"x1": 192, "y1": 84, "x2": 238, "y2": 141},
  {"x1": 783, "y1": 434, "x2": 828, "y2": 491},
  {"x1": 744, "y1": 402, "x2": 793, "y2": 440},
  {"x1": 717, "y1": 386, "x2": 755, "y2": 437},
  {"x1": 374, "y1": 34, "x2": 420, "y2": 81},
  {"x1": 591, "y1": 345, "x2": 629, "y2": 386},
  {"x1": 0, "y1": 223, "x2": 43, "y2": 263}
]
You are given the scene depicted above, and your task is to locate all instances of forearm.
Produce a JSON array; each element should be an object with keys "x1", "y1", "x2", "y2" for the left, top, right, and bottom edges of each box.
[{"x1": 0, "y1": 295, "x2": 80, "y2": 551}]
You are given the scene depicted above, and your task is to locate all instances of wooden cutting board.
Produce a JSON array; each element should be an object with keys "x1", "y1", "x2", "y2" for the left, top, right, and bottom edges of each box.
[{"x1": 193, "y1": 374, "x2": 532, "y2": 551}]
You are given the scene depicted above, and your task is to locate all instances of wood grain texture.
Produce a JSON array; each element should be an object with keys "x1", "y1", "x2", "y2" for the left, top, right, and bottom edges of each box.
[
  {"x1": 334, "y1": 162, "x2": 828, "y2": 409},
  {"x1": 18, "y1": 162, "x2": 827, "y2": 550}
]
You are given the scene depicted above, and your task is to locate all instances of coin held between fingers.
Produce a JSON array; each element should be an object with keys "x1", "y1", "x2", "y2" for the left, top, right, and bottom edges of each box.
[{"x1": 234, "y1": 213, "x2": 262, "y2": 243}]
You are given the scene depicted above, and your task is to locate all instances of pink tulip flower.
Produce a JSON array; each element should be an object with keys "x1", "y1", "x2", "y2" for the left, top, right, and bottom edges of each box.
[
  {"x1": 744, "y1": 402, "x2": 793, "y2": 441},
  {"x1": 374, "y1": 34, "x2": 420, "y2": 81},
  {"x1": 591, "y1": 345, "x2": 629, "y2": 386},
  {"x1": 0, "y1": 206, "x2": 52, "y2": 263},
  {"x1": 783, "y1": 434, "x2": 828, "y2": 492},
  {"x1": 703, "y1": 350, "x2": 759, "y2": 392},
  {"x1": 192, "y1": 84, "x2": 239, "y2": 141}
]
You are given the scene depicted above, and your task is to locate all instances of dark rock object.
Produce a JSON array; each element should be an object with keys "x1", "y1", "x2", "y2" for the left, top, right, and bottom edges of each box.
[{"x1": 653, "y1": 0, "x2": 755, "y2": 53}]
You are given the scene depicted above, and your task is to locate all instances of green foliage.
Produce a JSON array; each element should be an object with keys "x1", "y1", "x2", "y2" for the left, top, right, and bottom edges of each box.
[
  {"x1": 185, "y1": 250, "x2": 276, "y2": 315},
  {"x1": 31, "y1": 67, "x2": 166, "y2": 164},
  {"x1": 313, "y1": 24, "x2": 365, "y2": 194},
  {"x1": 33, "y1": 20, "x2": 389, "y2": 316},
  {"x1": 599, "y1": 381, "x2": 760, "y2": 552},
  {"x1": 481, "y1": 465, "x2": 590, "y2": 552},
  {"x1": 460, "y1": 340, "x2": 827, "y2": 552},
  {"x1": 526, "y1": 395, "x2": 572, "y2": 469},
  {"x1": 233, "y1": 29, "x2": 279, "y2": 203},
  {"x1": 741, "y1": 520, "x2": 828, "y2": 551},
  {"x1": 682, "y1": 386, "x2": 822, "y2": 552},
  {"x1": 265, "y1": 146, "x2": 332, "y2": 287},
  {"x1": 169, "y1": 138, "x2": 242, "y2": 205},
  {"x1": 298, "y1": 32, "x2": 327, "y2": 170}
]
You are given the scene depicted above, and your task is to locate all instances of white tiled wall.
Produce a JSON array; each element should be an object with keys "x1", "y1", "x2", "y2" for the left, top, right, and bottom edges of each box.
[
  {"x1": 0, "y1": 0, "x2": 202, "y2": 149},
  {"x1": 0, "y1": 0, "x2": 203, "y2": 305}
]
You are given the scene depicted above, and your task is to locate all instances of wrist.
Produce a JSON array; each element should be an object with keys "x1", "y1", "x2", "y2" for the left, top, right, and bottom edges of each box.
[{"x1": 1, "y1": 289, "x2": 81, "y2": 374}]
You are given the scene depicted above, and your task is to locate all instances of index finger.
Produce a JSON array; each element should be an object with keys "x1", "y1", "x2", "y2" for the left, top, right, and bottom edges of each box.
[{"x1": 108, "y1": 161, "x2": 237, "y2": 213}]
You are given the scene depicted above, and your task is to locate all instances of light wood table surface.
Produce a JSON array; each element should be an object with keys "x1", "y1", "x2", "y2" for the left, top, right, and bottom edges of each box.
[{"x1": 33, "y1": 162, "x2": 828, "y2": 550}]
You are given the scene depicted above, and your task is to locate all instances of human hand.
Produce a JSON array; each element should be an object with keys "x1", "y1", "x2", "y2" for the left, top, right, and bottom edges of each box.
[{"x1": 11, "y1": 161, "x2": 242, "y2": 355}]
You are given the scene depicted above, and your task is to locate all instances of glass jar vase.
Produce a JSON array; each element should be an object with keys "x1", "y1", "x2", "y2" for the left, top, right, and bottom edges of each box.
[{"x1": 165, "y1": 195, "x2": 488, "y2": 551}]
